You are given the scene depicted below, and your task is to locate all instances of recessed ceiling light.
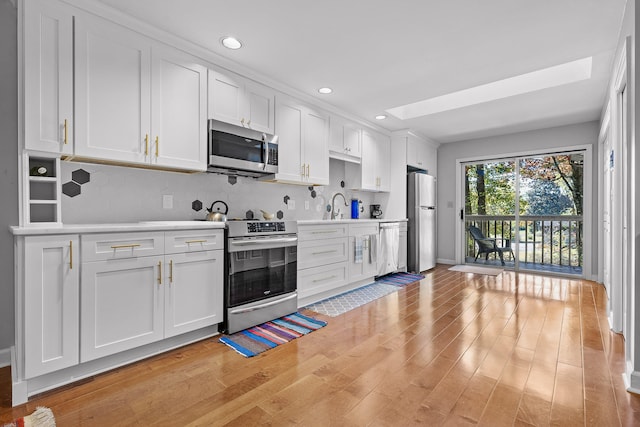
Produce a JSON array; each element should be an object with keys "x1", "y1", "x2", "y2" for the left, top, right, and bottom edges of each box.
[
  {"x1": 221, "y1": 36, "x2": 242, "y2": 50},
  {"x1": 386, "y1": 56, "x2": 593, "y2": 119},
  {"x1": 318, "y1": 87, "x2": 333, "y2": 94},
  {"x1": 375, "y1": 115, "x2": 387, "y2": 120}
]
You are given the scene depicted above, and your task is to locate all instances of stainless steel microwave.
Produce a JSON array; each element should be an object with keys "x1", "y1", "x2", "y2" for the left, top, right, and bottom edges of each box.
[{"x1": 207, "y1": 119, "x2": 278, "y2": 178}]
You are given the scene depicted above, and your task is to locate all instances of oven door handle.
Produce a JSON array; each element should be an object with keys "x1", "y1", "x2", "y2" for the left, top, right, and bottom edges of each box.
[
  {"x1": 230, "y1": 237, "x2": 298, "y2": 246},
  {"x1": 229, "y1": 292, "x2": 298, "y2": 315}
]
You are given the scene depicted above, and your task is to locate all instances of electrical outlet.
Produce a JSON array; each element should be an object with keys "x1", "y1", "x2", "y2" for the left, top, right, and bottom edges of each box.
[
  {"x1": 288, "y1": 199, "x2": 296, "y2": 210},
  {"x1": 163, "y1": 195, "x2": 173, "y2": 209},
  {"x1": 304, "y1": 200, "x2": 309, "y2": 210}
]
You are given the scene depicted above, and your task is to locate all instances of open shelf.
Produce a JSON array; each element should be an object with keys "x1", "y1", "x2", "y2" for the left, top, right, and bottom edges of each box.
[{"x1": 24, "y1": 154, "x2": 61, "y2": 225}]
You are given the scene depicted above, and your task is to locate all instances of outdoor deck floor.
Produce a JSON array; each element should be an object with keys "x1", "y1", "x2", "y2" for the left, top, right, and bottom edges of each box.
[{"x1": 465, "y1": 257, "x2": 583, "y2": 276}]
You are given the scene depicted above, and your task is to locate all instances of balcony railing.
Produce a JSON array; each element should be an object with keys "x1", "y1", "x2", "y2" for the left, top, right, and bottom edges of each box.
[{"x1": 465, "y1": 215, "x2": 583, "y2": 273}]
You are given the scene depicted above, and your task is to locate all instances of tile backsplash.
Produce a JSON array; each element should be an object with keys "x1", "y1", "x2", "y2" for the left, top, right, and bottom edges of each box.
[{"x1": 60, "y1": 159, "x2": 378, "y2": 224}]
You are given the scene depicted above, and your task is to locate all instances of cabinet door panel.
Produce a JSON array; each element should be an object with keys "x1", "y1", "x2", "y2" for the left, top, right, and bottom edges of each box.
[
  {"x1": 298, "y1": 238, "x2": 348, "y2": 270},
  {"x1": 274, "y1": 98, "x2": 304, "y2": 183},
  {"x1": 305, "y1": 108, "x2": 329, "y2": 185},
  {"x1": 164, "y1": 251, "x2": 223, "y2": 337},
  {"x1": 343, "y1": 123, "x2": 362, "y2": 158},
  {"x1": 152, "y1": 48, "x2": 207, "y2": 170},
  {"x1": 81, "y1": 256, "x2": 163, "y2": 362},
  {"x1": 245, "y1": 80, "x2": 275, "y2": 134},
  {"x1": 377, "y1": 134, "x2": 391, "y2": 191},
  {"x1": 24, "y1": 0, "x2": 73, "y2": 154},
  {"x1": 24, "y1": 236, "x2": 79, "y2": 378},
  {"x1": 360, "y1": 131, "x2": 378, "y2": 190},
  {"x1": 75, "y1": 16, "x2": 150, "y2": 163},
  {"x1": 209, "y1": 70, "x2": 243, "y2": 127}
]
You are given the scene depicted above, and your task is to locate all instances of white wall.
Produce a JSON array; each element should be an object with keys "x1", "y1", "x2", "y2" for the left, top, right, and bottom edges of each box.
[
  {"x1": 60, "y1": 159, "x2": 380, "y2": 223},
  {"x1": 0, "y1": 0, "x2": 19, "y2": 357},
  {"x1": 436, "y1": 121, "x2": 600, "y2": 273}
]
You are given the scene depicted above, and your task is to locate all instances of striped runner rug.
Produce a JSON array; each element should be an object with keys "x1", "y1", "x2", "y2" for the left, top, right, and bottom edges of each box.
[
  {"x1": 376, "y1": 272, "x2": 425, "y2": 286},
  {"x1": 219, "y1": 312, "x2": 327, "y2": 357}
]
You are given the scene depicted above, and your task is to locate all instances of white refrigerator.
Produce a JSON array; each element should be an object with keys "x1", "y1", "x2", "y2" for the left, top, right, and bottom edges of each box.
[{"x1": 407, "y1": 172, "x2": 436, "y2": 272}]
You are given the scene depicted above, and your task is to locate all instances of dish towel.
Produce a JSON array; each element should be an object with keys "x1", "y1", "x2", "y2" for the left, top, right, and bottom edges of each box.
[
  {"x1": 369, "y1": 233, "x2": 377, "y2": 263},
  {"x1": 354, "y1": 236, "x2": 363, "y2": 264}
]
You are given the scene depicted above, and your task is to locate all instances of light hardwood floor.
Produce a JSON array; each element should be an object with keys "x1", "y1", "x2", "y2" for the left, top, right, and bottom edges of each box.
[{"x1": 2, "y1": 264, "x2": 640, "y2": 426}]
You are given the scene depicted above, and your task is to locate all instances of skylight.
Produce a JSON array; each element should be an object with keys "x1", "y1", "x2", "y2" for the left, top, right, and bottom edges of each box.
[{"x1": 386, "y1": 57, "x2": 593, "y2": 120}]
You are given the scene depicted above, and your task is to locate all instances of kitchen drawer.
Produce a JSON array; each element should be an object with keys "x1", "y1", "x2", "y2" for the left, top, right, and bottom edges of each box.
[
  {"x1": 297, "y1": 261, "x2": 348, "y2": 301},
  {"x1": 298, "y1": 237, "x2": 348, "y2": 269},
  {"x1": 298, "y1": 223, "x2": 348, "y2": 241},
  {"x1": 82, "y1": 232, "x2": 165, "y2": 261},
  {"x1": 164, "y1": 229, "x2": 223, "y2": 254},
  {"x1": 349, "y1": 223, "x2": 379, "y2": 237}
]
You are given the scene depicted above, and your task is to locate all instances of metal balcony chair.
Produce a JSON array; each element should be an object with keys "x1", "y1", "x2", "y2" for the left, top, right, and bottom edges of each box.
[{"x1": 468, "y1": 225, "x2": 514, "y2": 266}]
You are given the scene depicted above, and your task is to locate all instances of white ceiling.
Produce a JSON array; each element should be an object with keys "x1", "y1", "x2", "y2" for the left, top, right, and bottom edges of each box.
[{"x1": 95, "y1": 0, "x2": 627, "y2": 143}]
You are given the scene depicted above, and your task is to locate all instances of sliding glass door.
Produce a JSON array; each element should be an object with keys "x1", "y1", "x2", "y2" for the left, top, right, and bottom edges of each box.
[{"x1": 463, "y1": 151, "x2": 584, "y2": 275}]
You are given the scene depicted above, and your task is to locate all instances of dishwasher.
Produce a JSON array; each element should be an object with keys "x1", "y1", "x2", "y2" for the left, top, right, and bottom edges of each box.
[{"x1": 377, "y1": 222, "x2": 400, "y2": 276}]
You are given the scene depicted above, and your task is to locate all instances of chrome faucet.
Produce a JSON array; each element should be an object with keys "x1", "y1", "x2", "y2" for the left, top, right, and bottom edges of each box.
[{"x1": 331, "y1": 192, "x2": 348, "y2": 220}]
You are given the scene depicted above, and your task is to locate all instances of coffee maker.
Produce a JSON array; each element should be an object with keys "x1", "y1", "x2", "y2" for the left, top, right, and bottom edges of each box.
[{"x1": 370, "y1": 204, "x2": 382, "y2": 219}]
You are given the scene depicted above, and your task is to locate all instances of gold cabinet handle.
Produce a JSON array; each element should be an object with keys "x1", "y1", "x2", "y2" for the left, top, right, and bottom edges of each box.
[
  {"x1": 111, "y1": 243, "x2": 142, "y2": 249},
  {"x1": 185, "y1": 239, "x2": 207, "y2": 244},
  {"x1": 169, "y1": 260, "x2": 173, "y2": 283},
  {"x1": 311, "y1": 230, "x2": 338, "y2": 234},
  {"x1": 247, "y1": 119, "x2": 251, "y2": 127},
  {"x1": 301, "y1": 164, "x2": 305, "y2": 177},
  {"x1": 155, "y1": 136, "x2": 159, "y2": 157},
  {"x1": 306, "y1": 164, "x2": 310, "y2": 178},
  {"x1": 240, "y1": 118, "x2": 245, "y2": 125},
  {"x1": 69, "y1": 240, "x2": 73, "y2": 269},
  {"x1": 64, "y1": 119, "x2": 68, "y2": 144},
  {"x1": 158, "y1": 261, "x2": 162, "y2": 285},
  {"x1": 145, "y1": 134, "x2": 149, "y2": 155}
]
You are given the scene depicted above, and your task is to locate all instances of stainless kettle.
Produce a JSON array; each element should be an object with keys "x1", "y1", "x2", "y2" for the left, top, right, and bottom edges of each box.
[{"x1": 206, "y1": 200, "x2": 228, "y2": 222}]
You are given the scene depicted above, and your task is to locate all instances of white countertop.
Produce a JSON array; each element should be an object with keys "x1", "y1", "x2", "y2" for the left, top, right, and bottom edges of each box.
[
  {"x1": 10, "y1": 221, "x2": 226, "y2": 236},
  {"x1": 297, "y1": 218, "x2": 407, "y2": 225},
  {"x1": 10, "y1": 218, "x2": 407, "y2": 235}
]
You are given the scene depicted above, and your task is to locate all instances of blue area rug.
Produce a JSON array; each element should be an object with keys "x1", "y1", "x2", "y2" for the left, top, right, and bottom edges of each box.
[
  {"x1": 219, "y1": 312, "x2": 327, "y2": 357},
  {"x1": 376, "y1": 272, "x2": 425, "y2": 286},
  {"x1": 305, "y1": 272, "x2": 425, "y2": 317}
]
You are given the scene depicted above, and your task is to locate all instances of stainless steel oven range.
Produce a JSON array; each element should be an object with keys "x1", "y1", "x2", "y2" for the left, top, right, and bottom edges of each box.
[{"x1": 225, "y1": 220, "x2": 298, "y2": 334}]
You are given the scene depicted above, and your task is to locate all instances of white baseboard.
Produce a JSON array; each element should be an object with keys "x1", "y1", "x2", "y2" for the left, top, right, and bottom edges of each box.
[
  {"x1": 0, "y1": 347, "x2": 11, "y2": 368},
  {"x1": 624, "y1": 361, "x2": 640, "y2": 395},
  {"x1": 437, "y1": 258, "x2": 456, "y2": 265}
]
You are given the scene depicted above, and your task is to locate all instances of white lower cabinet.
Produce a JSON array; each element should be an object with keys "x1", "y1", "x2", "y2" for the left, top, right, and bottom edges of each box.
[
  {"x1": 348, "y1": 223, "x2": 379, "y2": 283},
  {"x1": 23, "y1": 235, "x2": 79, "y2": 378},
  {"x1": 80, "y1": 230, "x2": 224, "y2": 362},
  {"x1": 164, "y1": 250, "x2": 223, "y2": 338},
  {"x1": 398, "y1": 222, "x2": 408, "y2": 272},
  {"x1": 81, "y1": 255, "x2": 164, "y2": 361}
]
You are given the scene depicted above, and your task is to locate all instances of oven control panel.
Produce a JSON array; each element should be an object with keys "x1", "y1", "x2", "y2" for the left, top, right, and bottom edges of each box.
[{"x1": 247, "y1": 221, "x2": 286, "y2": 233}]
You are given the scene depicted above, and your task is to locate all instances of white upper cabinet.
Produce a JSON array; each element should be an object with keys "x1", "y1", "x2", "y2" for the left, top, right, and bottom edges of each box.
[
  {"x1": 23, "y1": 0, "x2": 74, "y2": 154},
  {"x1": 347, "y1": 129, "x2": 390, "y2": 192},
  {"x1": 74, "y1": 14, "x2": 206, "y2": 171},
  {"x1": 209, "y1": 70, "x2": 275, "y2": 134},
  {"x1": 406, "y1": 133, "x2": 437, "y2": 174},
  {"x1": 74, "y1": 15, "x2": 151, "y2": 165},
  {"x1": 151, "y1": 46, "x2": 207, "y2": 171},
  {"x1": 329, "y1": 115, "x2": 362, "y2": 162},
  {"x1": 274, "y1": 96, "x2": 329, "y2": 186}
]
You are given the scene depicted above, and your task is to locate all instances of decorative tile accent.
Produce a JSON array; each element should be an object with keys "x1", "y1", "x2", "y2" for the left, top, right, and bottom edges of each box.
[
  {"x1": 192, "y1": 200, "x2": 203, "y2": 211},
  {"x1": 245, "y1": 210, "x2": 254, "y2": 220},
  {"x1": 308, "y1": 186, "x2": 313, "y2": 191},
  {"x1": 310, "y1": 190, "x2": 317, "y2": 198},
  {"x1": 227, "y1": 176, "x2": 237, "y2": 185},
  {"x1": 62, "y1": 181, "x2": 81, "y2": 197},
  {"x1": 305, "y1": 283, "x2": 398, "y2": 317},
  {"x1": 71, "y1": 169, "x2": 90, "y2": 184},
  {"x1": 276, "y1": 210, "x2": 284, "y2": 219},
  {"x1": 283, "y1": 195, "x2": 290, "y2": 205}
]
